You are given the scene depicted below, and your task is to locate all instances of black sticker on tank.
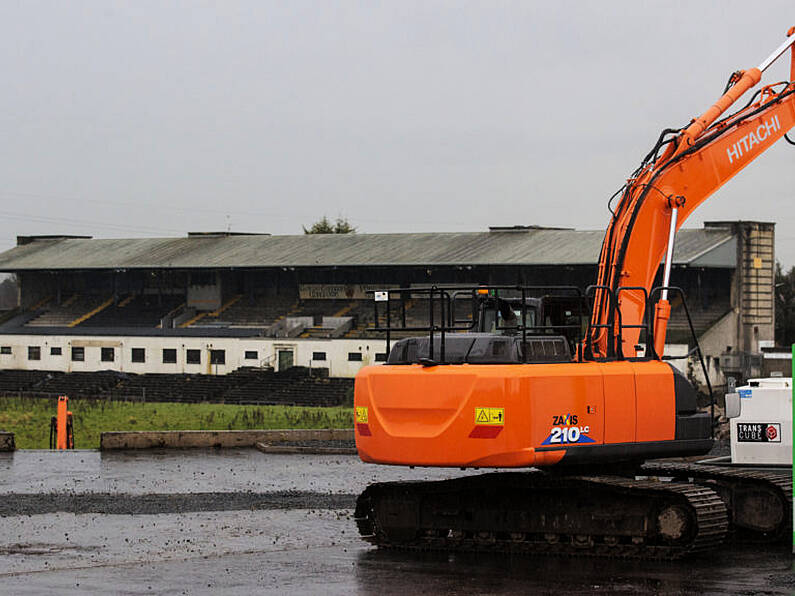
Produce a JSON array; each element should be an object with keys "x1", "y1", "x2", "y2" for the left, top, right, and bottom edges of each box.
[{"x1": 736, "y1": 423, "x2": 781, "y2": 442}]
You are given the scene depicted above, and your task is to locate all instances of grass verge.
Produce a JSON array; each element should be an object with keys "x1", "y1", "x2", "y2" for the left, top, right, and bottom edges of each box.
[{"x1": 0, "y1": 396, "x2": 353, "y2": 449}]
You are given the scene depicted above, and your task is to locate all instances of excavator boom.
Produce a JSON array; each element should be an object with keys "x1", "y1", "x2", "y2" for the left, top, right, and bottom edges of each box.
[{"x1": 592, "y1": 28, "x2": 795, "y2": 358}]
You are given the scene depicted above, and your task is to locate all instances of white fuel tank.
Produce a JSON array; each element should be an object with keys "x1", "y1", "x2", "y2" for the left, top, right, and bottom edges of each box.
[{"x1": 727, "y1": 377, "x2": 792, "y2": 466}]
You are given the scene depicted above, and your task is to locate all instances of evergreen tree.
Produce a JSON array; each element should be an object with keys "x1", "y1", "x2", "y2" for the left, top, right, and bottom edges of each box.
[{"x1": 303, "y1": 216, "x2": 356, "y2": 234}]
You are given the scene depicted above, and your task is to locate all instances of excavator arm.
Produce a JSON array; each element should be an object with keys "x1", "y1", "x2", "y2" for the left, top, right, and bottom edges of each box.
[{"x1": 591, "y1": 28, "x2": 795, "y2": 358}]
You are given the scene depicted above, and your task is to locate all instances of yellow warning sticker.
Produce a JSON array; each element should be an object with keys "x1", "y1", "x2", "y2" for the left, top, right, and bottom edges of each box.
[
  {"x1": 475, "y1": 407, "x2": 504, "y2": 425},
  {"x1": 355, "y1": 407, "x2": 368, "y2": 424}
]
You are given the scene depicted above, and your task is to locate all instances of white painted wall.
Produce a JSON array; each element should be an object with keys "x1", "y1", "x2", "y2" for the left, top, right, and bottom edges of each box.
[
  {"x1": 0, "y1": 334, "x2": 709, "y2": 382},
  {"x1": 0, "y1": 334, "x2": 388, "y2": 378}
]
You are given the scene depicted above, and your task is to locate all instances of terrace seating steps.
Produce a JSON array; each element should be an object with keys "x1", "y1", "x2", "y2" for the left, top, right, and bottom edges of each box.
[{"x1": 0, "y1": 366, "x2": 352, "y2": 407}]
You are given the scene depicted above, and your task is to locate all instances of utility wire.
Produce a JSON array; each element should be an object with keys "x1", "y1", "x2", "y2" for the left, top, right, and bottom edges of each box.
[
  {"x1": 0, "y1": 210, "x2": 184, "y2": 235},
  {"x1": 0, "y1": 189, "x2": 482, "y2": 229}
]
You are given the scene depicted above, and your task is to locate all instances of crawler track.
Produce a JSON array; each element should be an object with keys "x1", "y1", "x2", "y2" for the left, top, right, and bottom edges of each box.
[
  {"x1": 354, "y1": 471, "x2": 728, "y2": 559},
  {"x1": 640, "y1": 462, "x2": 792, "y2": 542}
]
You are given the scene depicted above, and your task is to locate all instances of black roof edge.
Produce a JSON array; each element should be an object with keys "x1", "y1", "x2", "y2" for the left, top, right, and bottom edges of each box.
[
  {"x1": 488, "y1": 225, "x2": 575, "y2": 232},
  {"x1": 17, "y1": 235, "x2": 92, "y2": 246}
]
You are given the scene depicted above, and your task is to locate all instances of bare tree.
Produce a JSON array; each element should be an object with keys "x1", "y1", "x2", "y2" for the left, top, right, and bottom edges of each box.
[{"x1": 0, "y1": 275, "x2": 19, "y2": 310}]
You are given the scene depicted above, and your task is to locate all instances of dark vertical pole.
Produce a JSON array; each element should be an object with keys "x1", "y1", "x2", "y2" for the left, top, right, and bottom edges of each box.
[
  {"x1": 385, "y1": 294, "x2": 391, "y2": 357},
  {"x1": 607, "y1": 289, "x2": 614, "y2": 359},
  {"x1": 429, "y1": 287, "x2": 435, "y2": 361},
  {"x1": 440, "y1": 291, "x2": 446, "y2": 364},
  {"x1": 521, "y1": 287, "x2": 527, "y2": 363},
  {"x1": 646, "y1": 290, "x2": 654, "y2": 359}
]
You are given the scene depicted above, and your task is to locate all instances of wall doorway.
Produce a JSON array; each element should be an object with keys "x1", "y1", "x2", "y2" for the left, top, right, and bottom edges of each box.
[{"x1": 277, "y1": 349, "x2": 294, "y2": 371}]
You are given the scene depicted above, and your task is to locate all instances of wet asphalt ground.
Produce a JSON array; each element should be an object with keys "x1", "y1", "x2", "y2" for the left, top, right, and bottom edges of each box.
[{"x1": 1, "y1": 449, "x2": 793, "y2": 595}]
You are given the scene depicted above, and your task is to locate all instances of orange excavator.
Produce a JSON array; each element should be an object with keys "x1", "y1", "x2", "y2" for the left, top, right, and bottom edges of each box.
[{"x1": 353, "y1": 29, "x2": 795, "y2": 558}]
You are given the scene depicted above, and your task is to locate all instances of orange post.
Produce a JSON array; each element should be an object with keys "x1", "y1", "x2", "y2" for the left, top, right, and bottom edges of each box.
[
  {"x1": 653, "y1": 299, "x2": 671, "y2": 358},
  {"x1": 56, "y1": 395, "x2": 68, "y2": 450}
]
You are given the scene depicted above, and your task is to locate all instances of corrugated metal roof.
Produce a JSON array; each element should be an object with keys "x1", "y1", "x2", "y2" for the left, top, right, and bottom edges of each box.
[{"x1": 0, "y1": 228, "x2": 736, "y2": 270}]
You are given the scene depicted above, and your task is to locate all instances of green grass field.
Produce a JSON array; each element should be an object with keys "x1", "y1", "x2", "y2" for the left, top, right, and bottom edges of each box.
[{"x1": 0, "y1": 396, "x2": 353, "y2": 449}]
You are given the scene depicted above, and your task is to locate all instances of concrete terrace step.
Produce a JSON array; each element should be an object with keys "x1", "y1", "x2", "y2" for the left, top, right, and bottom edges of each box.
[{"x1": 0, "y1": 367, "x2": 353, "y2": 407}]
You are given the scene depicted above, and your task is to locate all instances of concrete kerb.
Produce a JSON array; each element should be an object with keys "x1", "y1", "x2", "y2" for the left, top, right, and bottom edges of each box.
[
  {"x1": 255, "y1": 442, "x2": 357, "y2": 455},
  {"x1": 100, "y1": 428, "x2": 353, "y2": 450},
  {"x1": 0, "y1": 431, "x2": 14, "y2": 451}
]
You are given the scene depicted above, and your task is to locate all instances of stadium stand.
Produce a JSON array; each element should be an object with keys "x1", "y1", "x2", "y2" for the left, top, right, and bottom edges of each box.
[
  {"x1": 5, "y1": 285, "x2": 734, "y2": 348},
  {"x1": 0, "y1": 223, "x2": 771, "y2": 385}
]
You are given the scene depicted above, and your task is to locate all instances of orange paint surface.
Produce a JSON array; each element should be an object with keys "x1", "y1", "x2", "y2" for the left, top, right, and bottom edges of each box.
[
  {"x1": 599, "y1": 361, "x2": 636, "y2": 444},
  {"x1": 354, "y1": 360, "x2": 677, "y2": 468},
  {"x1": 633, "y1": 361, "x2": 676, "y2": 442},
  {"x1": 56, "y1": 396, "x2": 69, "y2": 450}
]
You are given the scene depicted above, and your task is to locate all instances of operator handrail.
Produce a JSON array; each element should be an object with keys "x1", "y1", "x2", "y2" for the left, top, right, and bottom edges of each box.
[{"x1": 367, "y1": 285, "x2": 587, "y2": 364}]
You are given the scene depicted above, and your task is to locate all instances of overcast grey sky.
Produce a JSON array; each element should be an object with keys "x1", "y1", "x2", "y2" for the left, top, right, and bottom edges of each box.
[{"x1": 1, "y1": 1, "x2": 794, "y2": 265}]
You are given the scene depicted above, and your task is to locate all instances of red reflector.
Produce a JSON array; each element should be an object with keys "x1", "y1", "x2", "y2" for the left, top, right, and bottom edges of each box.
[
  {"x1": 356, "y1": 423, "x2": 372, "y2": 436},
  {"x1": 468, "y1": 425, "x2": 503, "y2": 439}
]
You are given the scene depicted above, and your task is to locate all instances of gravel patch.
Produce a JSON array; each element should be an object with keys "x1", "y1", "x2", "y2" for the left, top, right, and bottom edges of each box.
[{"x1": 0, "y1": 491, "x2": 356, "y2": 516}]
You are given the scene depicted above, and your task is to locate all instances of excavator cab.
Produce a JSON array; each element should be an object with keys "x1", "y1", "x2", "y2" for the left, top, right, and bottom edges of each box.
[
  {"x1": 476, "y1": 293, "x2": 588, "y2": 352},
  {"x1": 374, "y1": 286, "x2": 591, "y2": 367},
  {"x1": 477, "y1": 296, "x2": 540, "y2": 334}
]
